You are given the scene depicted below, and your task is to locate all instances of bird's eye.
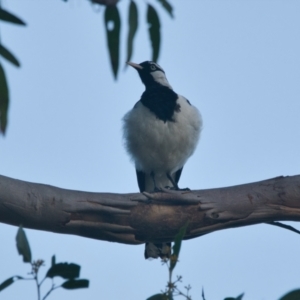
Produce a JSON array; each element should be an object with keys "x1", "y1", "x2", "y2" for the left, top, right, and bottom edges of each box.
[{"x1": 150, "y1": 64, "x2": 156, "y2": 70}]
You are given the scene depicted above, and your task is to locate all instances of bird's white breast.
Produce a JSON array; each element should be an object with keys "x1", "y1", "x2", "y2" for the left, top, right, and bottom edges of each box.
[{"x1": 123, "y1": 95, "x2": 202, "y2": 176}]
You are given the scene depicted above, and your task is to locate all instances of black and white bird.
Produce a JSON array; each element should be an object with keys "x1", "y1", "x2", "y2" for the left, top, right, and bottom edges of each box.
[{"x1": 123, "y1": 61, "x2": 202, "y2": 259}]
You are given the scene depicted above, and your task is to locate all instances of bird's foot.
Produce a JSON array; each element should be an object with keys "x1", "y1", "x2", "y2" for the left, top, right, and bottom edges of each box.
[
  {"x1": 163, "y1": 185, "x2": 173, "y2": 190},
  {"x1": 178, "y1": 187, "x2": 191, "y2": 191},
  {"x1": 164, "y1": 186, "x2": 190, "y2": 191},
  {"x1": 142, "y1": 187, "x2": 166, "y2": 203},
  {"x1": 153, "y1": 186, "x2": 164, "y2": 193}
]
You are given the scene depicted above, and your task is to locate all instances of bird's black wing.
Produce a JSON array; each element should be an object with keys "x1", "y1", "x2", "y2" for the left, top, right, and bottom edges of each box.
[
  {"x1": 136, "y1": 169, "x2": 146, "y2": 192},
  {"x1": 174, "y1": 167, "x2": 183, "y2": 184}
]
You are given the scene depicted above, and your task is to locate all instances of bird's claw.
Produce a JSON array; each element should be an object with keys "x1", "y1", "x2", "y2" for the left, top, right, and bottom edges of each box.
[
  {"x1": 164, "y1": 186, "x2": 190, "y2": 191},
  {"x1": 142, "y1": 191, "x2": 156, "y2": 202}
]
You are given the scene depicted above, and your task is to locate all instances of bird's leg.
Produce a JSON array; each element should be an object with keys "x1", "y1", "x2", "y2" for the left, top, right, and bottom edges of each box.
[
  {"x1": 151, "y1": 171, "x2": 161, "y2": 192},
  {"x1": 166, "y1": 173, "x2": 179, "y2": 190},
  {"x1": 166, "y1": 173, "x2": 190, "y2": 191}
]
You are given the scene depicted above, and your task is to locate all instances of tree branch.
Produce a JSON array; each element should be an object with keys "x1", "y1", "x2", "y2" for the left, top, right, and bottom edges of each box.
[{"x1": 0, "y1": 174, "x2": 300, "y2": 245}]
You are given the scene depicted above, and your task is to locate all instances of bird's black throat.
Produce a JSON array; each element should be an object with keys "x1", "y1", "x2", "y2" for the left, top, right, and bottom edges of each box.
[{"x1": 140, "y1": 85, "x2": 180, "y2": 122}]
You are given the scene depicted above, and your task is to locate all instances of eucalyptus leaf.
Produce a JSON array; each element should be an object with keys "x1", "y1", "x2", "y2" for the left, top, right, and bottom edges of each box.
[
  {"x1": 51, "y1": 255, "x2": 56, "y2": 267},
  {"x1": 0, "y1": 8, "x2": 26, "y2": 25},
  {"x1": 224, "y1": 293, "x2": 244, "y2": 300},
  {"x1": 147, "y1": 4, "x2": 161, "y2": 62},
  {"x1": 16, "y1": 226, "x2": 31, "y2": 263},
  {"x1": 279, "y1": 289, "x2": 300, "y2": 300},
  {"x1": 125, "y1": 0, "x2": 138, "y2": 64},
  {"x1": 235, "y1": 293, "x2": 244, "y2": 300},
  {"x1": 0, "y1": 276, "x2": 23, "y2": 292},
  {"x1": 146, "y1": 293, "x2": 168, "y2": 300},
  {"x1": 61, "y1": 279, "x2": 89, "y2": 290},
  {"x1": 46, "y1": 262, "x2": 80, "y2": 279},
  {"x1": 156, "y1": 0, "x2": 173, "y2": 18},
  {"x1": 170, "y1": 223, "x2": 188, "y2": 271},
  {"x1": 0, "y1": 44, "x2": 20, "y2": 67},
  {"x1": 104, "y1": 5, "x2": 121, "y2": 79},
  {"x1": 0, "y1": 63, "x2": 8, "y2": 134}
]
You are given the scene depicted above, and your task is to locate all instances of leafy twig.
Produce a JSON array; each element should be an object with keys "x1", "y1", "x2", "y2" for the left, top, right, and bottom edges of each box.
[{"x1": 0, "y1": 226, "x2": 89, "y2": 299}]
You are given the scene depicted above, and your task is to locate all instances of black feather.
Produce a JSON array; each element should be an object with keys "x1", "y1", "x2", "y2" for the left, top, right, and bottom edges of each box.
[
  {"x1": 174, "y1": 167, "x2": 183, "y2": 184},
  {"x1": 136, "y1": 169, "x2": 146, "y2": 192},
  {"x1": 140, "y1": 85, "x2": 180, "y2": 122}
]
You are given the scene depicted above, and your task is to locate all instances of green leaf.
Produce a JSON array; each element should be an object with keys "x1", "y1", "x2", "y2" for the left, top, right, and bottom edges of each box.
[
  {"x1": 51, "y1": 255, "x2": 56, "y2": 266},
  {"x1": 147, "y1": 4, "x2": 161, "y2": 63},
  {"x1": 16, "y1": 226, "x2": 32, "y2": 263},
  {"x1": 61, "y1": 279, "x2": 89, "y2": 290},
  {"x1": 125, "y1": 0, "x2": 138, "y2": 64},
  {"x1": 0, "y1": 8, "x2": 26, "y2": 25},
  {"x1": 46, "y1": 263, "x2": 80, "y2": 279},
  {"x1": 0, "y1": 62, "x2": 9, "y2": 135},
  {"x1": 0, "y1": 276, "x2": 23, "y2": 292},
  {"x1": 170, "y1": 223, "x2": 188, "y2": 271},
  {"x1": 0, "y1": 277, "x2": 14, "y2": 292},
  {"x1": 279, "y1": 289, "x2": 300, "y2": 300},
  {"x1": 146, "y1": 293, "x2": 168, "y2": 300},
  {"x1": 224, "y1": 293, "x2": 244, "y2": 300},
  {"x1": 0, "y1": 44, "x2": 20, "y2": 67},
  {"x1": 156, "y1": 0, "x2": 173, "y2": 18},
  {"x1": 104, "y1": 5, "x2": 121, "y2": 79}
]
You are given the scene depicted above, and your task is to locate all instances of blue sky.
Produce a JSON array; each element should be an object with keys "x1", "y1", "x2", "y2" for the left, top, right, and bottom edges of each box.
[{"x1": 1, "y1": 0, "x2": 300, "y2": 299}]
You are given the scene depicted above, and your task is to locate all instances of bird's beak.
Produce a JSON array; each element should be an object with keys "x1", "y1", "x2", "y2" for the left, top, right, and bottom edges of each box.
[{"x1": 127, "y1": 62, "x2": 143, "y2": 70}]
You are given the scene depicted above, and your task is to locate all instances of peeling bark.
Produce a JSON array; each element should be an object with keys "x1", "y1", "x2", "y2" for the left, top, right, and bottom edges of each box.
[{"x1": 0, "y1": 175, "x2": 300, "y2": 245}]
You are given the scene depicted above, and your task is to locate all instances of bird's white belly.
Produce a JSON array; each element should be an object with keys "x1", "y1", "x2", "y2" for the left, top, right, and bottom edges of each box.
[{"x1": 123, "y1": 96, "x2": 202, "y2": 177}]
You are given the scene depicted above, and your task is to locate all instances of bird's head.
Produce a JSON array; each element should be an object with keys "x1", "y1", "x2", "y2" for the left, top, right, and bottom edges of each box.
[{"x1": 127, "y1": 61, "x2": 172, "y2": 89}]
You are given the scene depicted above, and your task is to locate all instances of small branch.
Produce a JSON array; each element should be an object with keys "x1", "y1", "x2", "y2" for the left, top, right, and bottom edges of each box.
[
  {"x1": 265, "y1": 221, "x2": 300, "y2": 234},
  {"x1": 34, "y1": 275, "x2": 40, "y2": 300},
  {"x1": 42, "y1": 282, "x2": 60, "y2": 300},
  {"x1": 39, "y1": 276, "x2": 47, "y2": 288},
  {"x1": 0, "y1": 175, "x2": 300, "y2": 245}
]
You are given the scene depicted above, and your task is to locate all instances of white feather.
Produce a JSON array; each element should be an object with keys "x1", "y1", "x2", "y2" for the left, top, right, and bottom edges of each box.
[
  {"x1": 123, "y1": 95, "x2": 202, "y2": 191},
  {"x1": 151, "y1": 70, "x2": 172, "y2": 89}
]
